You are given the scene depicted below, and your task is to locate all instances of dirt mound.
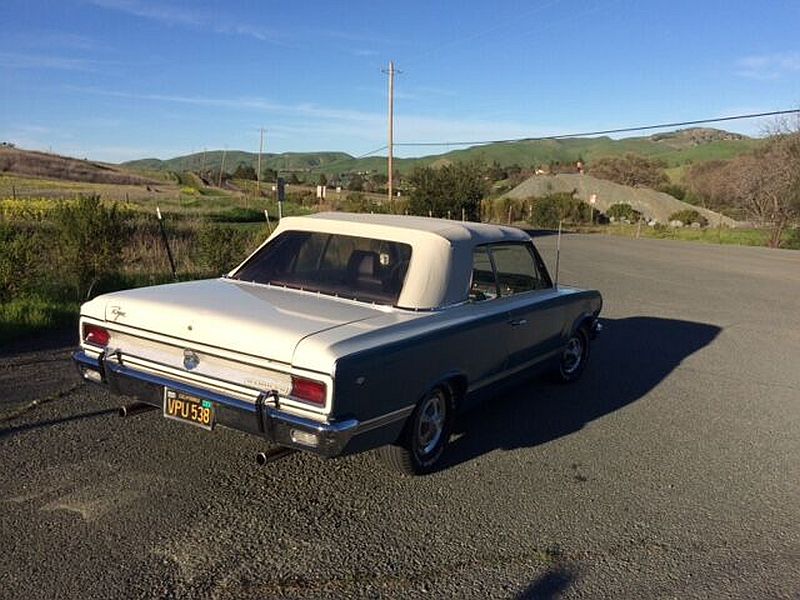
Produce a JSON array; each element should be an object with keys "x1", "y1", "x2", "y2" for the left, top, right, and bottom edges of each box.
[
  {"x1": 504, "y1": 173, "x2": 737, "y2": 226},
  {"x1": 0, "y1": 147, "x2": 160, "y2": 186}
]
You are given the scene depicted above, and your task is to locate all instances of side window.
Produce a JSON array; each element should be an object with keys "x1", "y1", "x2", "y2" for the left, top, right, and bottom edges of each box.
[
  {"x1": 489, "y1": 243, "x2": 549, "y2": 295},
  {"x1": 469, "y1": 246, "x2": 498, "y2": 301}
]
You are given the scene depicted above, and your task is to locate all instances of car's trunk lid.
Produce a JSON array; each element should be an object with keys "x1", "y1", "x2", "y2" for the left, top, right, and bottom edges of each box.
[{"x1": 96, "y1": 278, "x2": 385, "y2": 365}]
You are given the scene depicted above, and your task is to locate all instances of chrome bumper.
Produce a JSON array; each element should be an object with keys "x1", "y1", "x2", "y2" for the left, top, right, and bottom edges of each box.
[
  {"x1": 73, "y1": 350, "x2": 359, "y2": 458},
  {"x1": 591, "y1": 319, "x2": 603, "y2": 339}
]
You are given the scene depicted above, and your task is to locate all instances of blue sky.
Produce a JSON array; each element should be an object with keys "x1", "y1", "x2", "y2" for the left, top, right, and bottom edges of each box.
[{"x1": 1, "y1": 0, "x2": 799, "y2": 162}]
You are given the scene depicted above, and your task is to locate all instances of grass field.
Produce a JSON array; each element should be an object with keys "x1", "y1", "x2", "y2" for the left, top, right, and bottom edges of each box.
[
  {"x1": 572, "y1": 223, "x2": 799, "y2": 248},
  {"x1": 0, "y1": 172, "x2": 401, "y2": 343}
]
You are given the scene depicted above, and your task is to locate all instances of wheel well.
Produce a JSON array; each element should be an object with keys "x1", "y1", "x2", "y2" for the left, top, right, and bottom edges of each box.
[
  {"x1": 575, "y1": 314, "x2": 595, "y2": 337},
  {"x1": 431, "y1": 374, "x2": 467, "y2": 411},
  {"x1": 443, "y1": 375, "x2": 467, "y2": 411}
]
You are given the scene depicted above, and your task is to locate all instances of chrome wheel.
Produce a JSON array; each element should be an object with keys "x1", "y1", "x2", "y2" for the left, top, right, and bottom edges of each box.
[
  {"x1": 379, "y1": 384, "x2": 454, "y2": 475},
  {"x1": 415, "y1": 390, "x2": 446, "y2": 457},
  {"x1": 561, "y1": 336, "x2": 584, "y2": 375}
]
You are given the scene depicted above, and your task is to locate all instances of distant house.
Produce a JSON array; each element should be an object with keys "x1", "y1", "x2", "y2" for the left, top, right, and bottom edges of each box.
[{"x1": 1, "y1": 142, "x2": 15, "y2": 148}]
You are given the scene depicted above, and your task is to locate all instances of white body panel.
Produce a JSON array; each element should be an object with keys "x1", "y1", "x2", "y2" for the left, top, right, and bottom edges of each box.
[{"x1": 81, "y1": 277, "x2": 391, "y2": 370}]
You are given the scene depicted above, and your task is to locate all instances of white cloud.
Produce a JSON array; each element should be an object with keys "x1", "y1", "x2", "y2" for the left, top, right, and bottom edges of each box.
[
  {"x1": 10, "y1": 31, "x2": 97, "y2": 51},
  {"x1": 87, "y1": 1, "x2": 398, "y2": 49},
  {"x1": 88, "y1": 0, "x2": 291, "y2": 45},
  {"x1": 0, "y1": 52, "x2": 97, "y2": 71},
  {"x1": 736, "y1": 52, "x2": 800, "y2": 80},
  {"x1": 88, "y1": 0, "x2": 203, "y2": 27}
]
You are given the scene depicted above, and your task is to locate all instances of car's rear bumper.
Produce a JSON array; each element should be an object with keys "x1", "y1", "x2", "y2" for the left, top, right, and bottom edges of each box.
[
  {"x1": 591, "y1": 318, "x2": 603, "y2": 339},
  {"x1": 73, "y1": 350, "x2": 360, "y2": 458}
]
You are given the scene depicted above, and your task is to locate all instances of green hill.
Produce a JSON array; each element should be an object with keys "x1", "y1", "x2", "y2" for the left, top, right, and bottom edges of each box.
[
  {"x1": 124, "y1": 150, "x2": 354, "y2": 174},
  {"x1": 122, "y1": 128, "x2": 760, "y2": 176}
]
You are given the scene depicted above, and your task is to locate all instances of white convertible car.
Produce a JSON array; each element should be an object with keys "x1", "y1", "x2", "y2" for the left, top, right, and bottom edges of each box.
[{"x1": 74, "y1": 213, "x2": 602, "y2": 474}]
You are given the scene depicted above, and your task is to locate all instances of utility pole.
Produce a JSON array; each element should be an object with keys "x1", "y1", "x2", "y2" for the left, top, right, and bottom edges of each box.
[
  {"x1": 218, "y1": 147, "x2": 227, "y2": 188},
  {"x1": 385, "y1": 60, "x2": 396, "y2": 202},
  {"x1": 256, "y1": 128, "x2": 264, "y2": 196}
]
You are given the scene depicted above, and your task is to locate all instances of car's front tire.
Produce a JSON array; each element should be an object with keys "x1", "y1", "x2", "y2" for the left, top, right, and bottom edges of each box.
[
  {"x1": 379, "y1": 385, "x2": 453, "y2": 475},
  {"x1": 555, "y1": 327, "x2": 590, "y2": 383}
]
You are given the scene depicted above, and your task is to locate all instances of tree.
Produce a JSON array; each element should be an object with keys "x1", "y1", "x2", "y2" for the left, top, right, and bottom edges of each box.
[
  {"x1": 738, "y1": 131, "x2": 800, "y2": 246},
  {"x1": 347, "y1": 173, "x2": 364, "y2": 191},
  {"x1": 261, "y1": 167, "x2": 277, "y2": 183},
  {"x1": 684, "y1": 160, "x2": 729, "y2": 210},
  {"x1": 487, "y1": 161, "x2": 507, "y2": 181},
  {"x1": 528, "y1": 192, "x2": 591, "y2": 228},
  {"x1": 232, "y1": 163, "x2": 257, "y2": 180},
  {"x1": 317, "y1": 173, "x2": 328, "y2": 187},
  {"x1": 589, "y1": 154, "x2": 669, "y2": 189},
  {"x1": 287, "y1": 173, "x2": 301, "y2": 185},
  {"x1": 406, "y1": 160, "x2": 488, "y2": 220}
]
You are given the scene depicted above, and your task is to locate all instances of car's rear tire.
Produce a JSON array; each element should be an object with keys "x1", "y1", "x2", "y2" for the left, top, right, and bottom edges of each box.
[
  {"x1": 379, "y1": 385, "x2": 453, "y2": 475},
  {"x1": 554, "y1": 327, "x2": 590, "y2": 383}
]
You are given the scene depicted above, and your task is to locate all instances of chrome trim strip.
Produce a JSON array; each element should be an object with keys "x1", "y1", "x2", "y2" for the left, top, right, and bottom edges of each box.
[
  {"x1": 356, "y1": 405, "x2": 415, "y2": 434},
  {"x1": 77, "y1": 350, "x2": 360, "y2": 435},
  {"x1": 104, "y1": 356, "x2": 258, "y2": 414},
  {"x1": 108, "y1": 353, "x2": 260, "y2": 402},
  {"x1": 263, "y1": 407, "x2": 359, "y2": 434},
  {"x1": 78, "y1": 316, "x2": 292, "y2": 372}
]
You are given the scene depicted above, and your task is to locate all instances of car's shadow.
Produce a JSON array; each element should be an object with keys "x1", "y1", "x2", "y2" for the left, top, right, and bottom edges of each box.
[{"x1": 440, "y1": 316, "x2": 721, "y2": 470}]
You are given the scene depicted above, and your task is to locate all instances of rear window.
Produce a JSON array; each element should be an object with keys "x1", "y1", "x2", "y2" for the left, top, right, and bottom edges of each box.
[{"x1": 232, "y1": 231, "x2": 412, "y2": 305}]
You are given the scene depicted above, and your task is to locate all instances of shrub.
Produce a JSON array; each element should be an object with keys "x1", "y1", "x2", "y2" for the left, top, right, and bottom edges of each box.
[
  {"x1": 209, "y1": 207, "x2": 265, "y2": 223},
  {"x1": 0, "y1": 221, "x2": 46, "y2": 302},
  {"x1": 659, "y1": 183, "x2": 686, "y2": 201},
  {"x1": 668, "y1": 209, "x2": 708, "y2": 227},
  {"x1": 340, "y1": 193, "x2": 390, "y2": 214},
  {"x1": 197, "y1": 224, "x2": 263, "y2": 274},
  {"x1": 784, "y1": 227, "x2": 800, "y2": 250},
  {"x1": 0, "y1": 197, "x2": 63, "y2": 221},
  {"x1": 52, "y1": 195, "x2": 131, "y2": 300},
  {"x1": 606, "y1": 203, "x2": 642, "y2": 222},
  {"x1": 407, "y1": 160, "x2": 487, "y2": 221},
  {"x1": 589, "y1": 154, "x2": 669, "y2": 189},
  {"x1": 528, "y1": 192, "x2": 591, "y2": 228}
]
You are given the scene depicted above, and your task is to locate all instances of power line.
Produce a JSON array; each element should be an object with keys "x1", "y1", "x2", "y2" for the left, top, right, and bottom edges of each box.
[
  {"x1": 305, "y1": 144, "x2": 388, "y2": 173},
  {"x1": 393, "y1": 108, "x2": 800, "y2": 148}
]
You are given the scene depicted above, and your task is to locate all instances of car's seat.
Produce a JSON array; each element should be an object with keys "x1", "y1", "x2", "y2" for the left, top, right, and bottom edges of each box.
[{"x1": 346, "y1": 250, "x2": 383, "y2": 289}]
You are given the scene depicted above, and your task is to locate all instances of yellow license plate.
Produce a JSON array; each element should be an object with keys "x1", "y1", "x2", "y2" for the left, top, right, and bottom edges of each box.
[{"x1": 163, "y1": 389, "x2": 214, "y2": 430}]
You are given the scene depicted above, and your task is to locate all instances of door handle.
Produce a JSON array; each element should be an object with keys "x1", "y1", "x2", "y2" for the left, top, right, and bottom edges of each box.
[{"x1": 508, "y1": 318, "x2": 528, "y2": 327}]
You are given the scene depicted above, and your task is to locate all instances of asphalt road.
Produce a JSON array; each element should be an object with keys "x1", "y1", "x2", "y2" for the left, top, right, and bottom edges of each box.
[{"x1": 1, "y1": 234, "x2": 799, "y2": 599}]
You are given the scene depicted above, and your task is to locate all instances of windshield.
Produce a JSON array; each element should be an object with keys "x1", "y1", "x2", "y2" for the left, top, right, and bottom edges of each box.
[{"x1": 232, "y1": 231, "x2": 413, "y2": 306}]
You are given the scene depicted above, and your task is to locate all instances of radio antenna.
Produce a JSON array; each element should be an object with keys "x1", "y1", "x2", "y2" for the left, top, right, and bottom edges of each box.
[
  {"x1": 156, "y1": 206, "x2": 177, "y2": 280},
  {"x1": 554, "y1": 219, "x2": 562, "y2": 289}
]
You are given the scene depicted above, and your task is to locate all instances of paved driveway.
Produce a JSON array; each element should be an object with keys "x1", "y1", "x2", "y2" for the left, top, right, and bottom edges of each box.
[{"x1": 1, "y1": 234, "x2": 798, "y2": 599}]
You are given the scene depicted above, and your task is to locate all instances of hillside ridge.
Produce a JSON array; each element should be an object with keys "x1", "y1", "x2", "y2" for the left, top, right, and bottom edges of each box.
[{"x1": 120, "y1": 127, "x2": 759, "y2": 175}]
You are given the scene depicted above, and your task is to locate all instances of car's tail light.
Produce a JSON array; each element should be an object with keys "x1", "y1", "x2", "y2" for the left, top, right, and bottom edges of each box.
[
  {"x1": 290, "y1": 376, "x2": 326, "y2": 406},
  {"x1": 82, "y1": 323, "x2": 110, "y2": 347}
]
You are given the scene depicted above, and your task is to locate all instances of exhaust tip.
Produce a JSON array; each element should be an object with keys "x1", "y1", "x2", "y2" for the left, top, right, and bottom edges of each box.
[
  {"x1": 255, "y1": 447, "x2": 297, "y2": 466},
  {"x1": 118, "y1": 402, "x2": 157, "y2": 418}
]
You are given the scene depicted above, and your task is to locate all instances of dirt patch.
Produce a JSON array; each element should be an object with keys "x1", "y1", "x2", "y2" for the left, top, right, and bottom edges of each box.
[{"x1": 0, "y1": 147, "x2": 161, "y2": 186}]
